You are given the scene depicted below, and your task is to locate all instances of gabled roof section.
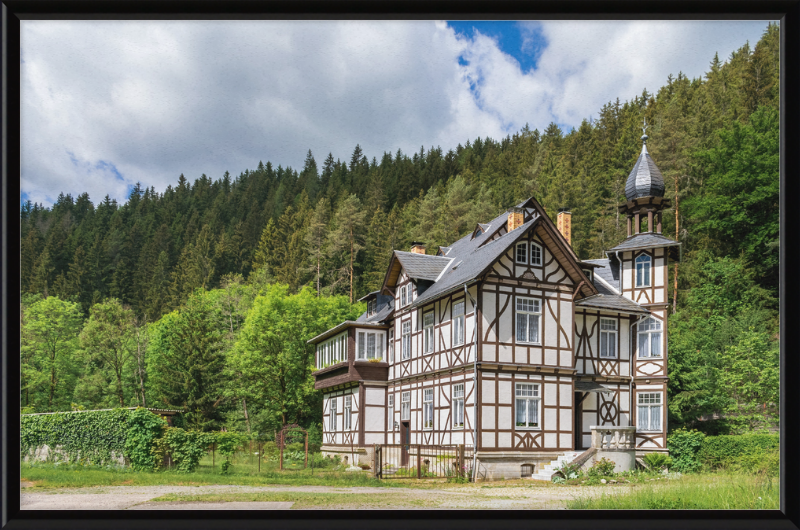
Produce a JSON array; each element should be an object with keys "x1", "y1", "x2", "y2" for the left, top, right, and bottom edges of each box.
[
  {"x1": 437, "y1": 246, "x2": 451, "y2": 256},
  {"x1": 380, "y1": 250, "x2": 452, "y2": 293},
  {"x1": 410, "y1": 208, "x2": 598, "y2": 308},
  {"x1": 582, "y1": 258, "x2": 620, "y2": 294}
]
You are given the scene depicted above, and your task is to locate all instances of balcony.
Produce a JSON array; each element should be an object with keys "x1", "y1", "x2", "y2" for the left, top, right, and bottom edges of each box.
[{"x1": 313, "y1": 360, "x2": 389, "y2": 390}]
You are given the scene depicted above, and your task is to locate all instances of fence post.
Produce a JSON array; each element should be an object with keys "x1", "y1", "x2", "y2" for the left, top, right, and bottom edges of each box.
[
  {"x1": 212, "y1": 443, "x2": 215, "y2": 470},
  {"x1": 258, "y1": 442, "x2": 261, "y2": 473},
  {"x1": 459, "y1": 444, "x2": 465, "y2": 478},
  {"x1": 418, "y1": 446, "x2": 424, "y2": 477}
]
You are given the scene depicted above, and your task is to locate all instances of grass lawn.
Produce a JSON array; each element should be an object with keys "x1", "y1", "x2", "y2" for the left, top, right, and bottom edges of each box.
[
  {"x1": 566, "y1": 472, "x2": 779, "y2": 510},
  {"x1": 147, "y1": 491, "x2": 445, "y2": 509}
]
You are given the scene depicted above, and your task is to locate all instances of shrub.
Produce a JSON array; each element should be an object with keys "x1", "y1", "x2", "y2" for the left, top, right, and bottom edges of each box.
[
  {"x1": 588, "y1": 457, "x2": 616, "y2": 477},
  {"x1": 286, "y1": 442, "x2": 305, "y2": 453},
  {"x1": 556, "y1": 460, "x2": 583, "y2": 480},
  {"x1": 699, "y1": 434, "x2": 779, "y2": 470},
  {"x1": 643, "y1": 453, "x2": 673, "y2": 471},
  {"x1": 156, "y1": 428, "x2": 213, "y2": 473},
  {"x1": 262, "y1": 441, "x2": 279, "y2": 461},
  {"x1": 667, "y1": 428, "x2": 705, "y2": 473},
  {"x1": 214, "y1": 431, "x2": 248, "y2": 473},
  {"x1": 125, "y1": 408, "x2": 167, "y2": 471}
]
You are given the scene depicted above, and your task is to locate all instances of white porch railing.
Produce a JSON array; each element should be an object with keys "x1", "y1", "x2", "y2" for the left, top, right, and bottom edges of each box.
[{"x1": 590, "y1": 426, "x2": 636, "y2": 450}]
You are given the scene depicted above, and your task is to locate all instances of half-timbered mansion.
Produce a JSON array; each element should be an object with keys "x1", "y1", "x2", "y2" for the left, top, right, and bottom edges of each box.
[{"x1": 309, "y1": 132, "x2": 679, "y2": 479}]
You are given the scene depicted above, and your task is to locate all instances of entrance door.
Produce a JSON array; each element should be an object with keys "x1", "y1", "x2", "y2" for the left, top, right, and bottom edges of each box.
[
  {"x1": 574, "y1": 392, "x2": 584, "y2": 450},
  {"x1": 400, "y1": 421, "x2": 410, "y2": 466}
]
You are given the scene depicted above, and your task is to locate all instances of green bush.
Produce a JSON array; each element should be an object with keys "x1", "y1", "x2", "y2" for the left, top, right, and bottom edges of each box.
[
  {"x1": 21, "y1": 409, "x2": 131, "y2": 466},
  {"x1": 213, "y1": 431, "x2": 248, "y2": 473},
  {"x1": 286, "y1": 442, "x2": 305, "y2": 453},
  {"x1": 642, "y1": 453, "x2": 673, "y2": 471},
  {"x1": 156, "y1": 428, "x2": 213, "y2": 473},
  {"x1": 587, "y1": 457, "x2": 616, "y2": 477},
  {"x1": 699, "y1": 434, "x2": 779, "y2": 470},
  {"x1": 125, "y1": 408, "x2": 167, "y2": 471},
  {"x1": 667, "y1": 428, "x2": 706, "y2": 473}
]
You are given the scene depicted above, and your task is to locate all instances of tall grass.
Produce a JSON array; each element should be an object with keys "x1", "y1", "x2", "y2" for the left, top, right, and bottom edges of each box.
[
  {"x1": 567, "y1": 472, "x2": 778, "y2": 510},
  {"x1": 20, "y1": 459, "x2": 393, "y2": 489}
]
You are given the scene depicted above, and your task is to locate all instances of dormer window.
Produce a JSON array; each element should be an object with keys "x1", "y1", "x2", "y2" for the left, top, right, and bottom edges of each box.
[
  {"x1": 367, "y1": 299, "x2": 377, "y2": 316},
  {"x1": 582, "y1": 269, "x2": 593, "y2": 282},
  {"x1": 635, "y1": 254, "x2": 651, "y2": 287}
]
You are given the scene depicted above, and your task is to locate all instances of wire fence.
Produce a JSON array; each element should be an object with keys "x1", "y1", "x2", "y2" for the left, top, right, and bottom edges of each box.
[{"x1": 375, "y1": 444, "x2": 473, "y2": 480}]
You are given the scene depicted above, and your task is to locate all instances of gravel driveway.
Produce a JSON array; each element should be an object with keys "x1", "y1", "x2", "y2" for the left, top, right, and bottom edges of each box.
[{"x1": 20, "y1": 482, "x2": 617, "y2": 510}]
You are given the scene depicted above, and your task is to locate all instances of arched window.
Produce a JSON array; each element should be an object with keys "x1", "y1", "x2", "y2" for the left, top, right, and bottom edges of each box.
[
  {"x1": 635, "y1": 254, "x2": 651, "y2": 287},
  {"x1": 530, "y1": 242, "x2": 543, "y2": 266},
  {"x1": 637, "y1": 317, "x2": 662, "y2": 358}
]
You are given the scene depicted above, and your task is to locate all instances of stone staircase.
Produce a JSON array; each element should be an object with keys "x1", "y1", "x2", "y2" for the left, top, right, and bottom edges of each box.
[{"x1": 529, "y1": 451, "x2": 584, "y2": 481}]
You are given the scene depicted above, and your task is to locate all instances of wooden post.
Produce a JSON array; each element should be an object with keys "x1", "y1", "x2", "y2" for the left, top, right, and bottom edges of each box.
[
  {"x1": 647, "y1": 210, "x2": 654, "y2": 233},
  {"x1": 305, "y1": 433, "x2": 308, "y2": 469},
  {"x1": 212, "y1": 444, "x2": 215, "y2": 470},
  {"x1": 258, "y1": 442, "x2": 261, "y2": 473},
  {"x1": 634, "y1": 212, "x2": 640, "y2": 234},
  {"x1": 373, "y1": 445, "x2": 379, "y2": 479},
  {"x1": 417, "y1": 445, "x2": 421, "y2": 479},
  {"x1": 459, "y1": 444, "x2": 465, "y2": 477}
]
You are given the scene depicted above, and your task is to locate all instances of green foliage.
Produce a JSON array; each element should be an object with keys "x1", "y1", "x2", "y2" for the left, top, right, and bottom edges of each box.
[
  {"x1": 213, "y1": 431, "x2": 248, "y2": 473},
  {"x1": 698, "y1": 434, "x2": 779, "y2": 471},
  {"x1": 157, "y1": 428, "x2": 214, "y2": 473},
  {"x1": 124, "y1": 408, "x2": 167, "y2": 471},
  {"x1": 587, "y1": 457, "x2": 616, "y2": 477},
  {"x1": 643, "y1": 453, "x2": 674, "y2": 471},
  {"x1": 666, "y1": 428, "x2": 706, "y2": 473},
  {"x1": 21, "y1": 409, "x2": 131, "y2": 466}
]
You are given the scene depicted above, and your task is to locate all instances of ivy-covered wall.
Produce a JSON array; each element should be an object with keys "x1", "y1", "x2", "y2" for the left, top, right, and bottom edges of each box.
[{"x1": 21, "y1": 408, "x2": 134, "y2": 466}]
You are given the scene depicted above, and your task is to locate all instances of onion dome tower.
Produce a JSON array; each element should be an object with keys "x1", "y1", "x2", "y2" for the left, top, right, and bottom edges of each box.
[{"x1": 619, "y1": 119, "x2": 671, "y2": 236}]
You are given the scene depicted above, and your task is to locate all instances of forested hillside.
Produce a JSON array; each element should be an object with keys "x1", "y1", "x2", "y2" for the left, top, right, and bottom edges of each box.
[{"x1": 20, "y1": 24, "x2": 780, "y2": 437}]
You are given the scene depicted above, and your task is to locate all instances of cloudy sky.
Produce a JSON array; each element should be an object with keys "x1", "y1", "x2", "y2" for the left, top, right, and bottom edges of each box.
[{"x1": 20, "y1": 20, "x2": 774, "y2": 207}]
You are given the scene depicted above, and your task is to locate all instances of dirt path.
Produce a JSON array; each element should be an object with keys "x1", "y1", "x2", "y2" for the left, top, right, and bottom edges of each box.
[{"x1": 20, "y1": 482, "x2": 620, "y2": 510}]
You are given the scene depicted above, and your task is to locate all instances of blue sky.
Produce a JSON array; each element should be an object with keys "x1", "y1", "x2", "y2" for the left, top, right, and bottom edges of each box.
[{"x1": 20, "y1": 20, "x2": 774, "y2": 208}]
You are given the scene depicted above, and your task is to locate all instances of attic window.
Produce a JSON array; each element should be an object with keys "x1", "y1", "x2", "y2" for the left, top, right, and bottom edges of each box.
[
  {"x1": 367, "y1": 299, "x2": 377, "y2": 316},
  {"x1": 582, "y1": 269, "x2": 593, "y2": 282}
]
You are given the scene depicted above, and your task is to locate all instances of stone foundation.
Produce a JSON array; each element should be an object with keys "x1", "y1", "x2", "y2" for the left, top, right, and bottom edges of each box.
[
  {"x1": 320, "y1": 445, "x2": 372, "y2": 467},
  {"x1": 473, "y1": 452, "x2": 561, "y2": 481}
]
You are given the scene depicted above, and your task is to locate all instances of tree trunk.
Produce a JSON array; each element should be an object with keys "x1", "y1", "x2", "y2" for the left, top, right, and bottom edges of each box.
[
  {"x1": 349, "y1": 227, "x2": 354, "y2": 304},
  {"x1": 116, "y1": 366, "x2": 125, "y2": 406},
  {"x1": 137, "y1": 331, "x2": 147, "y2": 408},
  {"x1": 49, "y1": 348, "x2": 56, "y2": 409},
  {"x1": 243, "y1": 398, "x2": 251, "y2": 433}
]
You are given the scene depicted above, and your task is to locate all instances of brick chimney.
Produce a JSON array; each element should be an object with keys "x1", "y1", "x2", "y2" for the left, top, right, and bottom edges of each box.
[
  {"x1": 507, "y1": 208, "x2": 524, "y2": 232},
  {"x1": 410, "y1": 242, "x2": 426, "y2": 254},
  {"x1": 557, "y1": 209, "x2": 572, "y2": 246}
]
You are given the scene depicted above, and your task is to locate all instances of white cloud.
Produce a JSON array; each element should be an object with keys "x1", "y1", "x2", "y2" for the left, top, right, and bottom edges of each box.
[{"x1": 20, "y1": 20, "x2": 772, "y2": 206}]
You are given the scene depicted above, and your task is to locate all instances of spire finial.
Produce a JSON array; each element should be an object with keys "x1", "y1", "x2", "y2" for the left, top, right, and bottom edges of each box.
[{"x1": 641, "y1": 117, "x2": 649, "y2": 144}]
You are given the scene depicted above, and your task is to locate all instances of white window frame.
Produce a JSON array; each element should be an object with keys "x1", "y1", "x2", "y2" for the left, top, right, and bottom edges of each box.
[
  {"x1": 401, "y1": 321, "x2": 411, "y2": 360},
  {"x1": 637, "y1": 392, "x2": 663, "y2": 432},
  {"x1": 515, "y1": 297, "x2": 541, "y2": 344},
  {"x1": 388, "y1": 394, "x2": 394, "y2": 429},
  {"x1": 637, "y1": 317, "x2": 662, "y2": 358},
  {"x1": 515, "y1": 383, "x2": 541, "y2": 429},
  {"x1": 401, "y1": 391, "x2": 410, "y2": 421},
  {"x1": 515, "y1": 242, "x2": 528, "y2": 264},
  {"x1": 423, "y1": 388, "x2": 434, "y2": 429},
  {"x1": 329, "y1": 397, "x2": 337, "y2": 431},
  {"x1": 635, "y1": 254, "x2": 651, "y2": 287},
  {"x1": 388, "y1": 328, "x2": 394, "y2": 364},
  {"x1": 453, "y1": 300, "x2": 465, "y2": 346},
  {"x1": 452, "y1": 384, "x2": 465, "y2": 429},
  {"x1": 400, "y1": 285, "x2": 407, "y2": 307},
  {"x1": 530, "y1": 242, "x2": 542, "y2": 266},
  {"x1": 423, "y1": 312, "x2": 435, "y2": 354},
  {"x1": 599, "y1": 318, "x2": 618, "y2": 359},
  {"x1": 357, "y1": 331, "x2": 366, "y2": 360},
  {"x1": 344, "y1": 395, "x2": 352, "y2": 430}
]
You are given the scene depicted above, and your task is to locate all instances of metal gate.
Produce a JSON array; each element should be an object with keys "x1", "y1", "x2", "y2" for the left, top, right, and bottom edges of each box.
[{"x1": 374, "y1": 444, "x2": 473, "y2": 480}]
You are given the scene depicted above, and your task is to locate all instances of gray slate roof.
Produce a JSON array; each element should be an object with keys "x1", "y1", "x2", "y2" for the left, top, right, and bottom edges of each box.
[
  {"x1": 582, "y1": 258, "x2": 620, "y2": 293},
  {"x1": 356, "y1": 297, "x2": 394, "y2": 324},
  {"x1": 394, "y1": 251, "x2": 452, "y2": 281},
  {"x1": 607, "y1": 232, "x2": 680, "y2": 253},
  {"x1": 411, "y1": 213, "x2": 541, "y2": 308},
  {"x1": 625, "y1": 142, "x2": 666, "y2": 200},
  {"x1": 575, "y1": 294, "x2": 650, "y2": 314}
]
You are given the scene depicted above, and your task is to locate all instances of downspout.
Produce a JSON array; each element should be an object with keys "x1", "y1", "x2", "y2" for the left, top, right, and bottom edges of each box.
[{"x1": 464, "y1": 282, "x2": 479, "y2": 482}]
